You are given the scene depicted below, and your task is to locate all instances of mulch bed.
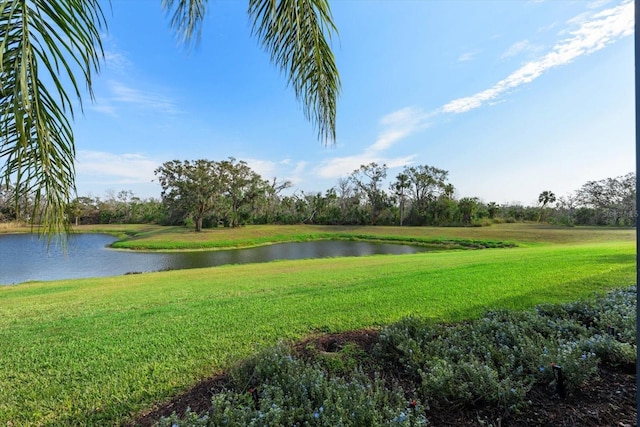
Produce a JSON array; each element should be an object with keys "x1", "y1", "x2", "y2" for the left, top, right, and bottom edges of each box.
[{"x1": 131, "y1": 329, "x2": 636, "y2": 427}]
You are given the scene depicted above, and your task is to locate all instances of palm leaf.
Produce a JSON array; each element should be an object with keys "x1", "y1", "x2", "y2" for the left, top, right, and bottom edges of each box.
[
  {"x1": 248, "y1": 0, "x2": 340, "y2": 144},
  {"x1": 161, "y1": 0, "x2": 206, "y2": 46},
  {"x1": 164, "y1": 0, "x2": 341, "y2": 144},
  {"x1": 0, "y1": 0, "x2": 105, "y2": 237}
]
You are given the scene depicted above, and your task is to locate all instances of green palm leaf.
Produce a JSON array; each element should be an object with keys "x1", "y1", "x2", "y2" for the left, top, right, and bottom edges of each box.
[
  {"x1": 249, "y1": 0, "x2": 340, "y2": 144},
  {"x1": 0, "y1": 0, "x2": 105, "y2": 236},
  {"x1": 164, "y1": 0, "x2": 341, "y2": 144}
]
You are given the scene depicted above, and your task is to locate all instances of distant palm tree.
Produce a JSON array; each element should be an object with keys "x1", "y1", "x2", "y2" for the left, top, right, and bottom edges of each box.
[
  {"x1": 0, "y1": 0, "x2": 340, "y2": 235},
  {"x1": 537, "y1": 190, "x2": 556, "y2": 222},
  {"x1": 486, "y1": 202, "x2": 499, "y2": 219}
]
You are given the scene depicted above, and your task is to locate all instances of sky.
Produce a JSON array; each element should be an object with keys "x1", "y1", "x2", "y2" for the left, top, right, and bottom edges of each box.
[{"x1": 72, "y1": 0, "x2": 635, "y2": 206}]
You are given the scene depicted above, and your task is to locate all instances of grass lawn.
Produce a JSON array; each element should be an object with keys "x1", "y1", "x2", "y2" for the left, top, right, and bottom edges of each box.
[{"x1": 0, "y1": 224, "x2": 635, "y2": 425}]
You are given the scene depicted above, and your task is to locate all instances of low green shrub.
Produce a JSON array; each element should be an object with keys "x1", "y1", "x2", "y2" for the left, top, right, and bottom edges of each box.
[
  {"x1": 375, "y1": 286, "x2": 636, "y2": 413},
  {"x1": 159, "y1": 343, "x2": 427, "y2": 426},
  {"x1": 160, "y1": 286, "x2": 636, "y2": 426}
]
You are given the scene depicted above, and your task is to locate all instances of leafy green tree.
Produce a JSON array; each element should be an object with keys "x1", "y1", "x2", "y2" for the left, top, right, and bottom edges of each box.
[
  {"x1": 318, "y1": 187, "x2": 342, "y2": 224},
  {"x1": 432, "y1": 192, "x2": 457, "y2": 225},
  {"x1": 457, "y1": 197, "x2": 479, "y2": 225},
  {"x1": 66, "y1": 198, "x2": 84, "y2": 227},
  {"x1": 218, "y1": 158, "x2": 267, "y2": 227},
  {"x1": 400, "y1": 165, "x2": 451, "y2": 225},
  {"x1": 155, "y1": 160, "x2": 223, "y2": 232},
  {"x1": 350, "y1": 163, "x2": 388, "y2": 225},
  {"x1": 1, "y1": 0, "x2": 340, "y2": 235},
  {"x1": 66, "y1": 196, "x2": 100, "y2": 225}
]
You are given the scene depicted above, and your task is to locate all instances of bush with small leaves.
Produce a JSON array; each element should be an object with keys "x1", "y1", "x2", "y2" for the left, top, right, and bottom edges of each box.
[
  {"x1": 158, "y1": 286, "x2": 635, "y2": 426},
  {"x1": 160, "y1": 343, "x2": 427, "y2": 426},
  {"x1": 375, "y1": 286, "x2": 636, "y2": 414}
]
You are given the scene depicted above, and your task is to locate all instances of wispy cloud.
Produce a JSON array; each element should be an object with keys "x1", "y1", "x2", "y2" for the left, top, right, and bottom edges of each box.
[
  {"x1": 245, "y1": 158, "x2": 310, "y2": 187},
  {"x1": 314, "y1": 153, "x2": 416, "y2": 180},
  {"x1": 91, "y1": 34, "x2": 181, "y2": 116},
  {"x1": 587, "y1": 0, "x2": 613, "y2": 10},
  {"x1": 288, "y1": 161, "x2": 309, "y2": 185},
  {"x1": 100, "y1": 32, "x2": 132, "y2": 74},
  {"x1": 500, "y1": 40, "x2": 543, "y2": 59},
  {"x1": 369, "y1": 107, "x2": 432, "y2": 152},
  {"x1": 441, "y1": 0, "x2": 632, "y2": 114},
  {"x1": 313, "y1": 107, "x2": 427, "y2": 179},
  {"x1": 109, "y1": 81, "x2": 180, "y2": 114},
  {"x1": 245, "y1": 158, "x2": 280, "y2": 180},
  {"x1": 76, "y1": 151, "x2": 159, "y2": 184},
  {"x1": 103, "y1": 49, "x2": 131, "y2": 73},
  {"x1": 458, "y1": 50, "x2": 480, "y2": 62},
  {"x1": 88, "y1": 102, "x2": 117, "y2": 117},
  {"x1": 89, "y1": 81, "x2": 180, "y2": 117}
]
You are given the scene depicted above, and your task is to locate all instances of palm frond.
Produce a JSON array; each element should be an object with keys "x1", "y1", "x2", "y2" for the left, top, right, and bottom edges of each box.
[
  {"x1": 163, "y1": 0, "x2": 341, "y2": 144},
  {"x1": 0, "y1": 0, "x2": 105, "y2": 237},
  {"x1": 248, "y1": 0, "x2": 340, "y2": 144},
  {"x1": 161, "y1": 0, "x2": 207, "y2": 46}
]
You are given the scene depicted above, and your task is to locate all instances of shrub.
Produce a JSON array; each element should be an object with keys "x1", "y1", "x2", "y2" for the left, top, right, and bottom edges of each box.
[
  {"x1": 160, "y1": 286, "x2": 636, "y2": 426},
  {"x1": 159, "y1": 343, "x2": 427, "y2": 426},
  {"x1": 375, "y1": 286, "x2": 636, "y2": 412}
]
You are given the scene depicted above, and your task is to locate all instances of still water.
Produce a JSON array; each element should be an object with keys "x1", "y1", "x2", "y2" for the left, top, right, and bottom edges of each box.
[{"x1": 0, "y1": 233, "x2": 431, "y2": 285}]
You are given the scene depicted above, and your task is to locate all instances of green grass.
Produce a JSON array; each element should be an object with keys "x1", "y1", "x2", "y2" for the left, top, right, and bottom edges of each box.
[
  {"x1": 0, "y1": 225, "x2": 635, "y2": 425},
  {"x1": 104, "y1": 223, "x2": 635, "y2": 250}
]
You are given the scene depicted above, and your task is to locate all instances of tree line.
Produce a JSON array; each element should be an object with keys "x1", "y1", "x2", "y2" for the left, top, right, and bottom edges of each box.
[{"x1": 1, "y1": 159, "x2": 634, "y2": 230}]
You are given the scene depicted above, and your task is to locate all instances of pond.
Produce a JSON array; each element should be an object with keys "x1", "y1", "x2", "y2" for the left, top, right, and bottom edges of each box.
[{"x1": 0, "y1": 233, "x2": 432, "y2": 285}]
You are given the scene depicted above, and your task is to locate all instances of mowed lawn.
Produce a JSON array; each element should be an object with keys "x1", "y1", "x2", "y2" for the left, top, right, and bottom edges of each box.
[{"x1": 0, "y1": 224, "x2": 635, "y2": 425}]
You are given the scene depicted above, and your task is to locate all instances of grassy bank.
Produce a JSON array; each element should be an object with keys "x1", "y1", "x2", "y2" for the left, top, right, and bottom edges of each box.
[
  {"x1": 86, "y1": 223, "x2": 634, "y2": 250},
  {"x1": 0, "y1": 225, "x2": 635, "y2": 425}
]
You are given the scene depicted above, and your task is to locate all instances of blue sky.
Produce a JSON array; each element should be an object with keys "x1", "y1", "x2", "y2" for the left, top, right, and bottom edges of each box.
[{"x1": 73, "y1": 0, "x2": 634, "y2": 205}]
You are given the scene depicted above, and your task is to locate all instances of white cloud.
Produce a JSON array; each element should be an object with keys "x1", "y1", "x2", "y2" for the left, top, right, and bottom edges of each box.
[
  {"x1": 441, "y1": 0, "x2": 632, "y2": 114},
  {"x1": 587, "y1": 0, "x2": 613, "y2": 10},
  {"x1": 458, "y1": 50, "x2": 480, "y2": 62},
  {"x1": 284, "y1": 161, "x2": 310, "y2": 187},
  {"x1": 565, "y1": 11, "x2": 593, "y2": 28},
  {"x1": 76, "y1": 151, "x2": 159, "y2": 184},
  {"x1": 311, "y1": 106, "x2": 426, "y2": 180},
  {"x1": 500, "y1": 40, "x2": 543, "y2": 59},
  {"x1": 370, "y1": 107, "x2": 431, "y2": 152},
  {"x1": 537, "y1": 21, "x2": 559, "y2": 34},
  {"x1": 245, "y1": 158, "x2": 309, "y2": 187},
  {"x1": 315, "y1": 154, "x2": 416, "y2": 179},
  {"x1": 88, "y1": 102, "x2": 117, "y2": 117},
  {"x1": 244, "y1": 159, "x2": 280, "y2": 179},
  {"x1": 89, "y1": 81, "x2": 180, "y2": 117},
  {"x1": 103, "y1": 49, "x2": 131, "y2": 73},
  {"x1": 109, "y1": 81, "x2": 180, "y2": 114}
]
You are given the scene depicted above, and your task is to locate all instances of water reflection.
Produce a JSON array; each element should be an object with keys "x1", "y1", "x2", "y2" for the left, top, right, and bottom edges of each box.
[{"x1": 0, "y1": 233, "x2": 431, "y2": 285}]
